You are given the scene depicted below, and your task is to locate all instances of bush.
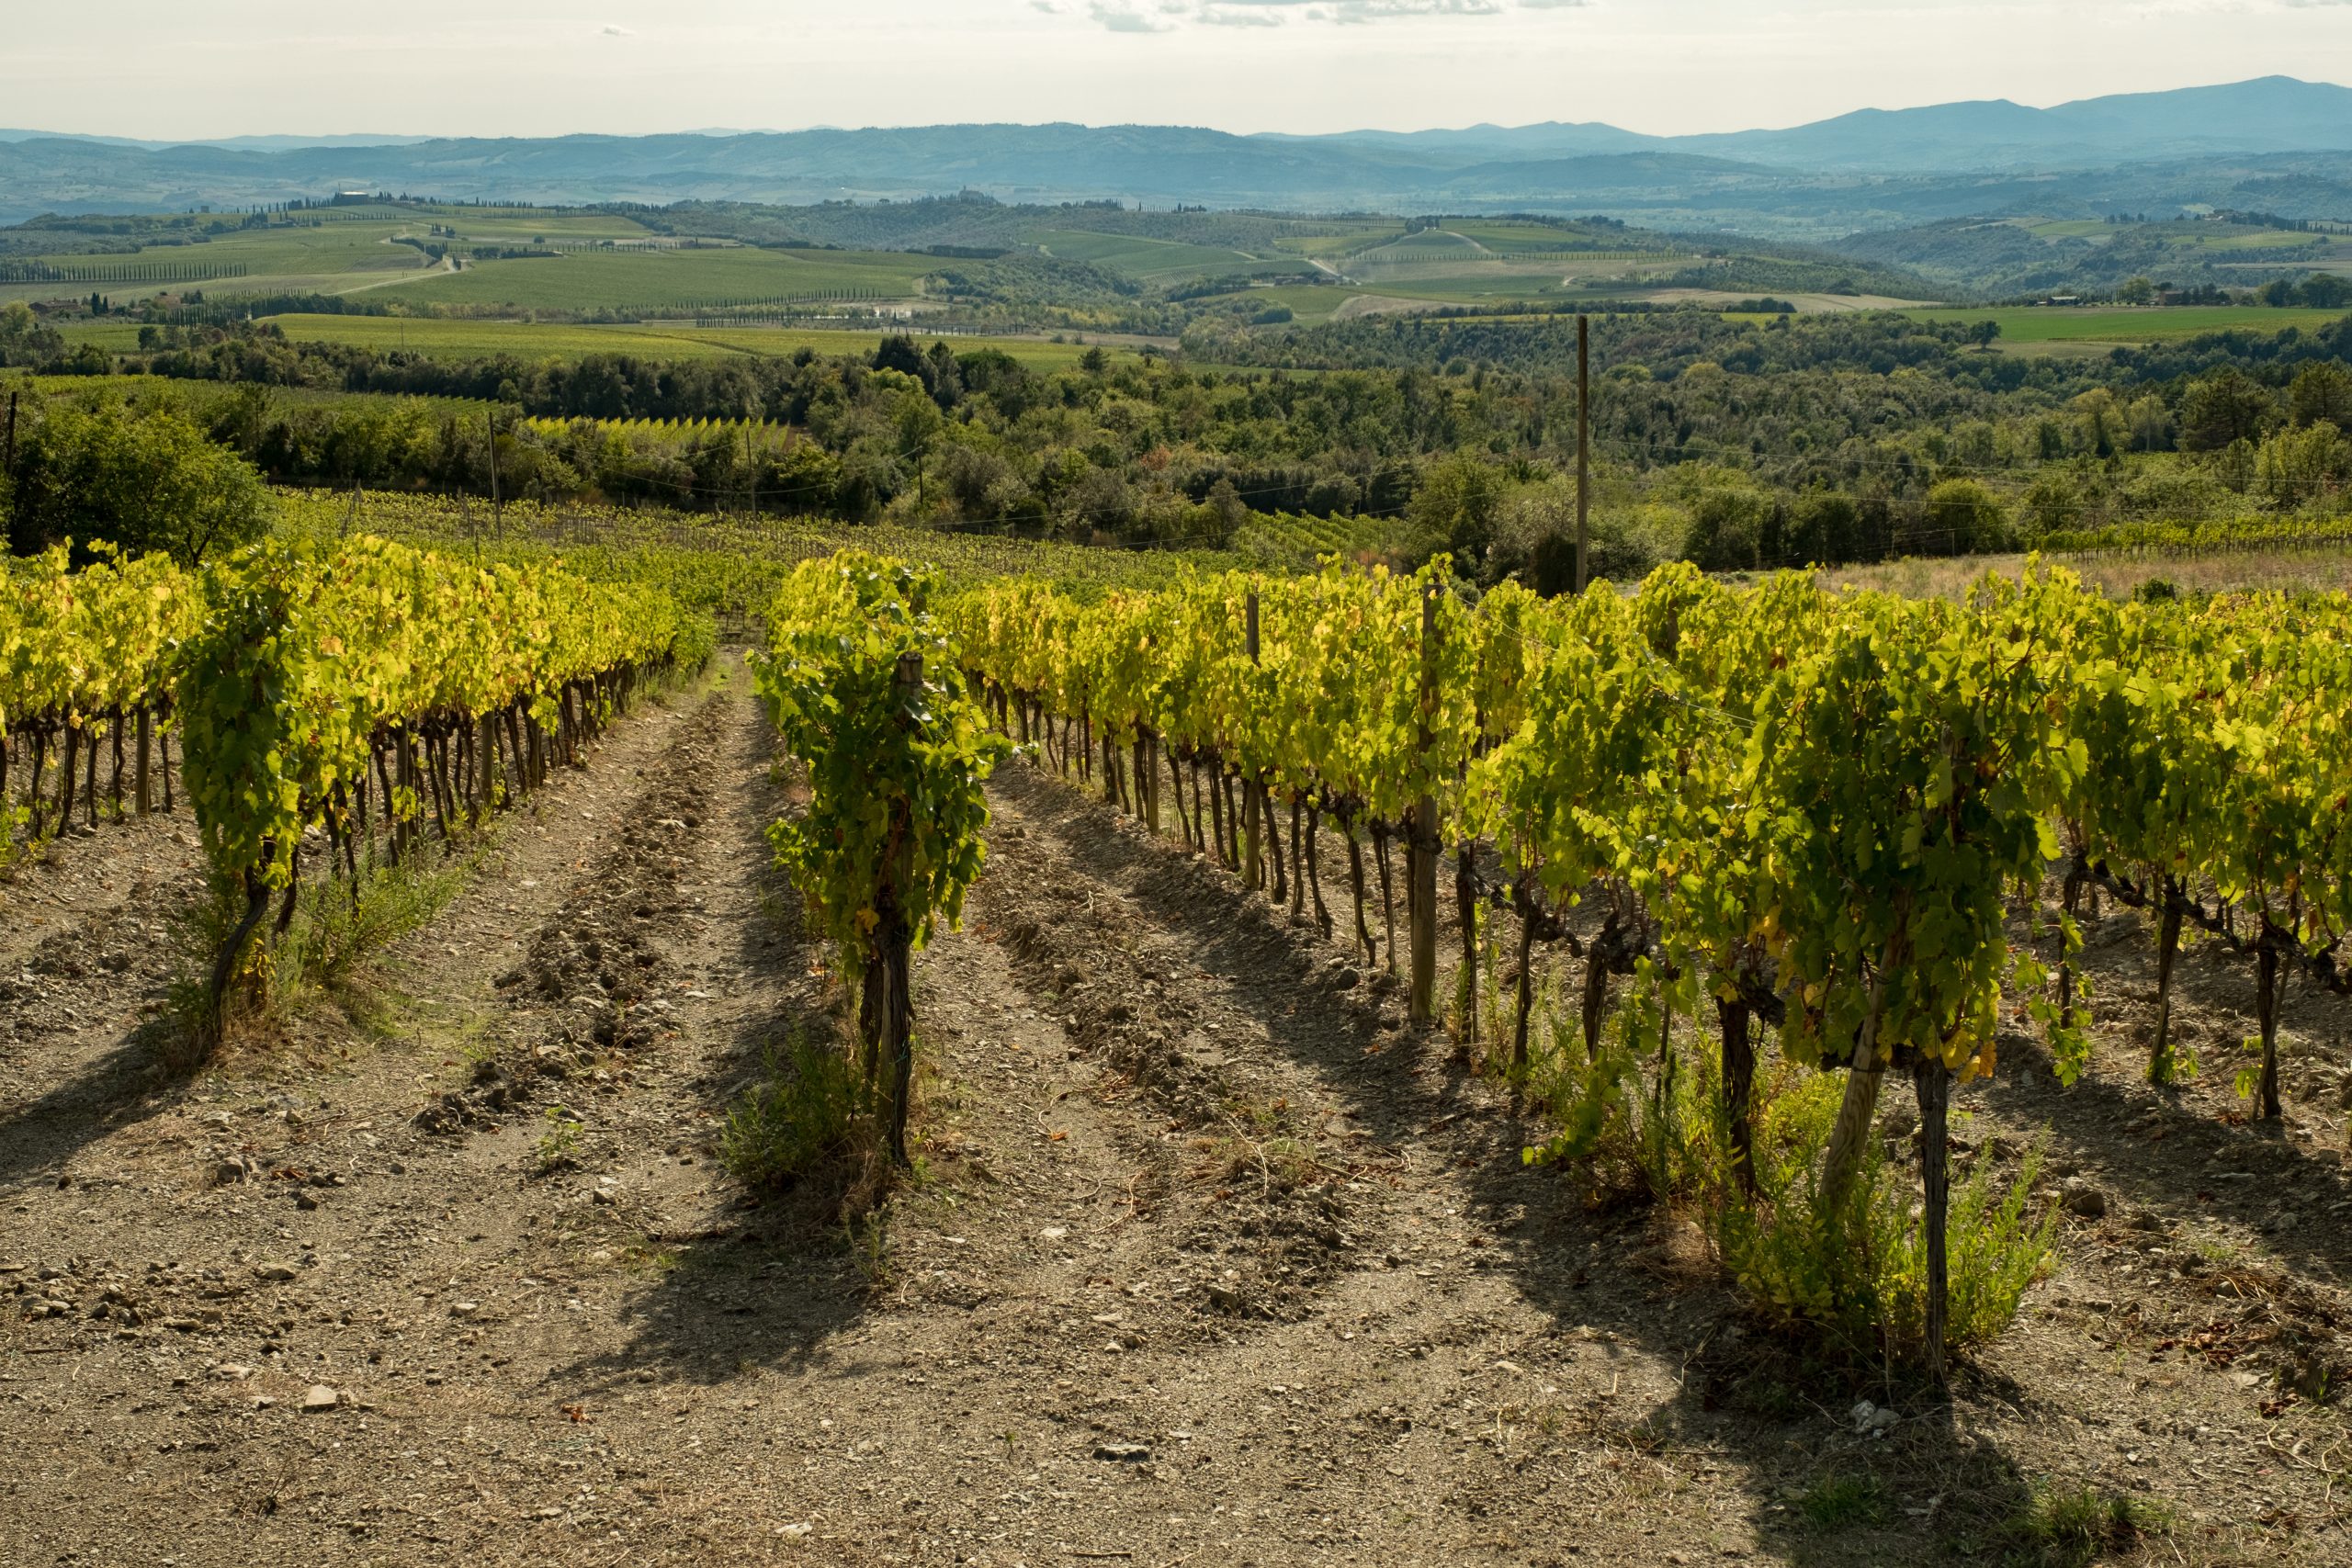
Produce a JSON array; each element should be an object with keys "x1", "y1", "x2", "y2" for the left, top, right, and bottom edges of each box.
[
  {"x1": 1408, "y1": 452, "x2": 1504, "y2": 569},
  {"x1": 1521, "y1": 964, "x2": 1724, "y2": 1203},
  {"x1": 1715, "y1": 1072, "x2": 2058, "y2": 1365},
  {"x1": 1489, "y1": 955, "x2": 2056, "y2": 1371},
  {"x1": 164, "y1": 853, "x2": 464, "y2": 1069},
  {"x1": 719, "y1": 1033, "x2": 870, "y2": 1191},
  {"x1": 1785, "y1": 491, "x2": 1876, "y2": 566},
  {"x1": 1922, "y1": 478, "x2": 2011, "y2": 556},
  {"x1": 1680, "y1": 487, "x2": 1772, "y2": 571},
  {"x1": 2117, "y1": 464, "x2": 2232, "y2": 523},
  {"x1": 6, "y1": 395, "x2": 271, "y2": 565},
  {"x1": 2254, "y1": 421, "x2": 2352, "y2": 509}
]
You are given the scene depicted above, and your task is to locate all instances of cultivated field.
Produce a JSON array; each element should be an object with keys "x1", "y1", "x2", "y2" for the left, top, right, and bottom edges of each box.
[
  {"x1": 1902, "y1": 304, "x2": 2352, "y2": 351},
  {"x1": 3, "y1": 634, "x2": 2346, "y2": 1566},
  {"x1": 242, "y1": 315, "x2": 1161, "y2": 369},
  {"x1": 0, "y1": 207, "x2": 934, "y2": 315}
]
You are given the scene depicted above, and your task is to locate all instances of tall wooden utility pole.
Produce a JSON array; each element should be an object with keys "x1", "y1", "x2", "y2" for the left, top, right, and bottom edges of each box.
[{"x1": 1576, "y1": 314, "x2": 1590, "y2": 594}]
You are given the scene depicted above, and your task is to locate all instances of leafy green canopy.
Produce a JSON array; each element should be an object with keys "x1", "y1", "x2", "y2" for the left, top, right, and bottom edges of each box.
[
  {"x1": 177, "y1": 535, "x2": 697, "y2": 891},
  {"x1": 754, "y1": 553, "x2": 1009, "y2": 974},
  {"x1": 4, "y1": 398, "x2": 270, "y2": 567}
]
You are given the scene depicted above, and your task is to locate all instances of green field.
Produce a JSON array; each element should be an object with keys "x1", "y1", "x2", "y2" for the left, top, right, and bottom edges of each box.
[
  {"x1": 1901, "y1": 303, "x2": 2352, "y2": 347},
  {"x1": 368, "y1": 245, "x2": 938, "y2": 312},
  {"x1": 254, "y1": 313, "x2": 1158, "y2": 368},
  {"x1": 0, "y1": 208, "x2": 934, "y2": 314},
  {"x1": 0, "y1": 221, "x2": 438, "y2": 306},
  {"x1": 1025, "y1": 230, "x2": 1262, "y2": 280},
  {"x1": 0, "y1": 369, "x2": 493, "y2": 416},
  {"x1": 1270, "y1": 220, "x2": 1408, "y2": 260}
]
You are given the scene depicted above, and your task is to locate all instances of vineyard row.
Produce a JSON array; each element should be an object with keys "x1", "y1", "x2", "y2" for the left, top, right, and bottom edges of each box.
[{"x1": 760, "y1": 550, "x2": 2352, "y2": 1381}]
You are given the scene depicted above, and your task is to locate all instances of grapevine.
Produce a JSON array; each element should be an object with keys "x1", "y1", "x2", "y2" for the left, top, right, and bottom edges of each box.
[
  {"x1": 175, "y1": 534, "x2": 704, "y2": 1042},
  {"x1": 754, "y1": 552, "x2": 1009, "y2": 1166}
]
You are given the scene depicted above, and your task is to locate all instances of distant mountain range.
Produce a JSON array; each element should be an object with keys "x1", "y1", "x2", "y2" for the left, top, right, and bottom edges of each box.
[{"x1": 5, "y1": 77, "x2": 2350, "y2": 233}]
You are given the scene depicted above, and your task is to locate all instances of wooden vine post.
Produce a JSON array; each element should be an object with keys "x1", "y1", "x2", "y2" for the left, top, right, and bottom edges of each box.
[
  {"x1": 134, "y1": 706, "x2": 153, "y2": 815},
  {"x1": 1241, "y1": 590, "x2": 1262, "y2": 890},
  {"x1": 873, "y1": 649, "x2": 922, "y2": 1168},
  {"x1": 1408, "y1": 579, "x2": 1439, "y2": 1025}
]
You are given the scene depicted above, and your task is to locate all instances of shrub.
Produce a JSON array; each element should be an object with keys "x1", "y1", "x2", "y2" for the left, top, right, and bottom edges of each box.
[
  {"x1": 1680, "y1": 487, "x2": 1772, "y2": 571},
  {"x1": 1786, "y1": 491, "x2": 1869, "y2": 566},
  {"x1": 719, "y1": 1033, "x2": 870, "y2": 1191},
  {"x1": 164, "y1": 853, "x2": 465, "y2": 1068},
  {"x1": 6, "y1": 396, "x2": 271, "y2": 565},
  {"x1": 2254, "y1": 421, "x2": 2352, "y2": 509},
  {"x1": 1922, "y1": 478, "x2": 2011, "y2": 556},
  {"x1": 1715, "y1": 1072, "x2": 2058, "y2": 1365},
  {"x1": 1523, "y1": 965, "x2": 1723, "y2": 1201}
]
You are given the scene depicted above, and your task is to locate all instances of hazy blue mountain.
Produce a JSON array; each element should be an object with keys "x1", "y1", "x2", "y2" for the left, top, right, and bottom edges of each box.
[
  {"x1": 4, "y1": 78, "x2": 2351, "y2": 232},
  {"x1": 1280, "y1": 121, "x2": 1662, "y2": 158},
  {"x1": 1680, "y1": 75, "x2": 2352, "y2": 169},
  {"x1": 0, "y1": 129, "x2": 430, "y2": 151}
]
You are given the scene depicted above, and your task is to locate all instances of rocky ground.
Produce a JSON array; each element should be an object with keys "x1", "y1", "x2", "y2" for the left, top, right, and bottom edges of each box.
[{"x1": 2, "y1": 656, "x2": 2347, "y2": 1567}]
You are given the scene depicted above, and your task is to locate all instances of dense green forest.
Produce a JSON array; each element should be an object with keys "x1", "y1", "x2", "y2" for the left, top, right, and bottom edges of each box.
[{"x1": 6, "y1": 298, "x2": 2349, "y2": 582}]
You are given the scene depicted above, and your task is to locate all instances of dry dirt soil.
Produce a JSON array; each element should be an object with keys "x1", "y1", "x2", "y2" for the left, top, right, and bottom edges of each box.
[{"x1": 3, "y1": 657, "x2": 2348, "y2": 1568}]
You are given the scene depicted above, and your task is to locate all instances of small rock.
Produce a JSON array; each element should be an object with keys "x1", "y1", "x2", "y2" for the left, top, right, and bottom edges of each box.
[
  {"x1": 294, "y1": 1192, "x2": 319, "y2": 1212},
  {"x1": 210, "y1": 1363, "x2": 255, "y2": 1381},
  {"x1": 301, "y1": 1385, "x2": 341, "y2": 1413},
  {"x1": 209, "y1": 1160, "x2": 247, "y2": 1188},
  {"x1": 2061, "y1": 1179, "x2": 2108, "y2": 1219},
  {"x1": 1329, "y1": 967, "x2": 1362, "y2": 992},
  {"x1": 450, "y1": 1301, "x2": 481, "y2": 1318},
  {"x1": 254, "y1": 1263, "x2": 298, "y2": 1282},
  {"x1": 1849, "y1": 1400, "x2": 1899, "y2": 1435},
  {"x1": 1091, "y1": 1441, "x2": 1152, "y2": 1462}
]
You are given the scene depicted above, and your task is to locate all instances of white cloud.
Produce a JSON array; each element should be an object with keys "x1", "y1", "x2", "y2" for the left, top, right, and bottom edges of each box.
[
  {"x1": 1091, "y1": 0, "x2": 1176, "y2": 28},
  {"x1": 1095, "y1": 0, "x2": 1513, "y2": 26},
  {"x1": 601, "y1": 23, "x2": 631, "y2": 34}
]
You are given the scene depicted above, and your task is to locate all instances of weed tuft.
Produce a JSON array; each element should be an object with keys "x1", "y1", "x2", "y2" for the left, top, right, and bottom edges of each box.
[
  {"x1": 535, "y1": 1105, "x2": 582, "y2": 1174},
  {"x1": 719, "y1": 1032, "x2": 870, "y2": 1192},
  {"x1": 1716, "y1": 1073, "x2": 2058, "y2": 1365},
  {"x1": 1793, "y1": 1472, "x2": 1892, "y2": 1532},
  {"x1": 162, "y1": 853, "x2": 468, "y2": 1070},
  {"x1": 2002, "y1": 1482, "x2": 2170, "y2": 1567}
]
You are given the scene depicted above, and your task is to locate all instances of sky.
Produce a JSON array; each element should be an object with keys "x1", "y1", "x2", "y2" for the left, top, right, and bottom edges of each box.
[{"x1": 6, "y1": 0, "x2": 2351, "y2": 141}]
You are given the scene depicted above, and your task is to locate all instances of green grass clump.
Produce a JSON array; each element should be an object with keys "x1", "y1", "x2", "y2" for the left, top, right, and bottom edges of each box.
[
  {"x1": 164, "y1": 852, "x2": 467, "y2": 1068},
  {"x1": 1794, "y1": 1472, "x2": 1893, "y2": 1532},
  {"x1": 2001, "y1": 1483, "x2": 2170, "y2": 1567},
  {"x1": 1715, "y1": 1074, "x2": 2059, "y2": 1366},
  {"x1": 719, "y1": 1032, "x2": 871, "y2": 1191}
]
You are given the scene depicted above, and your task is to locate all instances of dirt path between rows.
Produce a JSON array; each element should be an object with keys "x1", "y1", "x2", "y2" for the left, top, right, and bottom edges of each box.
[{"x1": 3, "y1": 664, "x2": 2348, "y2": 1567}]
